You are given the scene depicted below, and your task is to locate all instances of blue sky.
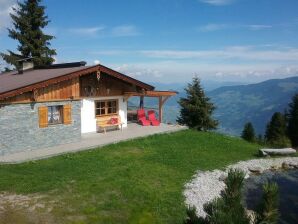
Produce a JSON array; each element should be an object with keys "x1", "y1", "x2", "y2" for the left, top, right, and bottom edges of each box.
[{"x1": 1, "y1": 0, "x2": 298, "y2": 83}]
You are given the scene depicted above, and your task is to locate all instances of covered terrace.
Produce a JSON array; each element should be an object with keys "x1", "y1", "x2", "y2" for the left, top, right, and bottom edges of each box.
[{"x1": 124, "y1": 90, "x2": 178, "y2": 123}]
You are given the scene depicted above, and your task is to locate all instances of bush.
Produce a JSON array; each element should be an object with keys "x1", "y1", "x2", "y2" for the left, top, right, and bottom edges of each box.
[
  {"x1": 184, "y1": 170, "x2": 279, "y2": 224},
  {"x1": 256, "y1": 182, "x2": 279, "y2": 224}
]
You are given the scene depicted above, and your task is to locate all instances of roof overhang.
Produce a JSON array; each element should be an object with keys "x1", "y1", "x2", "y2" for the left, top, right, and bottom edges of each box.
[{"x1": 123, "y1": 90, "x2": 177, "y2": 101}]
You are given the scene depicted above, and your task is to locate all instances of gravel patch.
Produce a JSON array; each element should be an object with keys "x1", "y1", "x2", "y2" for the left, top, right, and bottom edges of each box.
[{"x1": 184, "y1": 157, "x2": 298, "y2": 218}]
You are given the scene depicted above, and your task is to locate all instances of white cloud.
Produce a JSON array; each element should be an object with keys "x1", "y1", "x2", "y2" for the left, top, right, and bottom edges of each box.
[
  {"x1": 199, "y1": 23, "x2": 227, "y2": 32},
  {"x1": 94, "y1": 59, "x2": 101, "y2": 65},
  {"x1": 114, "y1": 64, "x2": 163, "y2": 79},
  {"x1": 199, "y1": 0, "x2": 235, "y2": 6},
  {"x1": 198, "y1": 23, "x2": 273, "y2": 32},
  {"x1": 67, "y1": 25, "x2": 140, "y2": 38},
  {"x1": 68, "y1": 26, "x2": 105, "y2": 36},
  {"x1": 109, "y1": 60, "x2": 298, "y2": 84},
  {"x1": 111, "y1": 25, "x2": 140, "y2": 37},
  {"x1": 247, "y1": 24, "x2": 272, "y2": 31},
  {"x1": 90, "y1": 45, "x2": 298, "y2": 62},
  {"x1": 139, "y1": 47, "x2": 298, "y2": 61},
  {"x1": 0, "y1": 0, "x2": 17, "y2": 32}
]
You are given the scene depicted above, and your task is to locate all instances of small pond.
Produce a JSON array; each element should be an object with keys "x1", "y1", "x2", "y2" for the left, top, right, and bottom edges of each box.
[{"x1": 243, "y1": 169, "x2": 298, "y2": 224}]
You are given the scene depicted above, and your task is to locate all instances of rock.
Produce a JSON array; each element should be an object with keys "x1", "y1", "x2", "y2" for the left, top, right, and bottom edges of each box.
[
  {"x1": 270, "y1": 165, "x2": 279, "y2": 171},
  {"x1": 282, "y1": 162, "x2": 290, "y2": 169},
  {"x1": 244, "y1": 173, "x2": 250, "y2": 179},
  {"x1": 249, "y1": 167, "x2": 262, "y2": 173},
  {"x1": 219, "y1": 174, "x2": 227, "y2": 181},
  {"x1": 288, "y1": 162, "x2": 298, "y2": 168},
  {"x1": 259, "y1": 148, "x2": 296, "y2": 156},
  {"x1": 259, "y1": 150, "x2": 269, "y2": 157}
]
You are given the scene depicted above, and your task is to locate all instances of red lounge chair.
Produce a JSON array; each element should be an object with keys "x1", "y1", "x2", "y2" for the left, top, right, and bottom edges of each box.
[
  {"x1": 137, "y1": 109, "x2": 150, "y2": 126},
  {"x1": 148, "y1": 110, "x2": 160, "y2": 126}
]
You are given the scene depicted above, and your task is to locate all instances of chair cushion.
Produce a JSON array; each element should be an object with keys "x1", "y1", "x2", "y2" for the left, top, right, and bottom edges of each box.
[{"x1": 109, "y1": 117, "x2": 118, "y2": 125}]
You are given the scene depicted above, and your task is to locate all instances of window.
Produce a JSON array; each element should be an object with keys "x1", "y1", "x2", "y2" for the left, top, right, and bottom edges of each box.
[
  {"x1": 48, "y1": 105, "x2": 63, "y2": 125},
  {"x1": 95, "y1": 100, "x2": 118, "y2": 116}
]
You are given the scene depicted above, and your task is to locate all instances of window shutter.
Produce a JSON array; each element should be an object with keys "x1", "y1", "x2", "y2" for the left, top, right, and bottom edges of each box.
[
  {"x1": 39, "y1": 106, "x2": 48, "y2": 128},
  {"x1": 63, "y1": 104, "x2": 72, "y2": 125}
]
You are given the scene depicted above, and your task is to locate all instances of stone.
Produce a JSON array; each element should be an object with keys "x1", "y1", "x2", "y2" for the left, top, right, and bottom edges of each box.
[
  {"x1": 288, "y1": 162, "x2": 298, "y2": 168},
  {"x1": 219, "y1": 174, "x2": 227, "y2": 181},
  {"x1": 270, "y1": 165, "x2": 279, "y2": 171},
  {"x1": 282, "y1": 162, "x2": 290, "y2": 169},
  {"x1": 249, "y1": 167, "x2": 262, "y2": 173},
  {"x1": 259, "y1": 148, "x2": 297, "y2": 156}
]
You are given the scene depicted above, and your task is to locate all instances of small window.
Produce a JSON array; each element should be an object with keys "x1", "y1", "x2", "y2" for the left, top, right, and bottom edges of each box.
[
  {"x1": 95, "y1": 100, "x2": 118, "y2": 116},
  {"x1": 48, "y1": 105, "x2": 63, "y2": 125}
]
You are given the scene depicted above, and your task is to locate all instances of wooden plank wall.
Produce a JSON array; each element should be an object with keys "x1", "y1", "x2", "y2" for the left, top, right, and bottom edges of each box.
[
  {"x1": 80, "y1": 73, "x2": 137, "y2": 97},
  {"x1": 36, "y1": 77, "x2": 80, "y2": 101},
  {"x1": 1, "y1": 77, "x2": 80, "y2": 103}
]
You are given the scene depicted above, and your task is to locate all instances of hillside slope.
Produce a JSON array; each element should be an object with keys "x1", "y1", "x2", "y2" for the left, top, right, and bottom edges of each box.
[{"x1": 208, "y1": 76, "x2": 298, "y2": 135}]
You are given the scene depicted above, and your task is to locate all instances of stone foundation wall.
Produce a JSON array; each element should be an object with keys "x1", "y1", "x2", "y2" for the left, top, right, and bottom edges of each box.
[{"x1": 0, "y1": 101, "x2": 81, "y2": 156}]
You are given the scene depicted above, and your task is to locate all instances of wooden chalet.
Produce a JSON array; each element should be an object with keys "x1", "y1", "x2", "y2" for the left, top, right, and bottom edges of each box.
[{"x1": 0, "y1": 60, "x2": 176, "y2": 155}]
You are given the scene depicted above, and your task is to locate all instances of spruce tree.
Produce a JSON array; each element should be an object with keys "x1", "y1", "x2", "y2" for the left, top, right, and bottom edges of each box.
[
  {"x1": 1, "y1": 0, "x2": 56, "y2": 68},
  {"x1": 177, "y1": 77, "x2": 218, "y2": 131},
  {"x1": 265, "y1": 112, "x2": 290, "y2": 148},
  {"x1": 241, "y1": 122, "x2": 255, "y2": 142},
  {"x1": 287, "y1": 94, "x2": 298, "y2": 148}
]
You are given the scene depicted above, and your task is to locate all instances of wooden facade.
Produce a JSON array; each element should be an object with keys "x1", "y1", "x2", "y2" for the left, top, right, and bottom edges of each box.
[{"x1": 80, "y1": 73, "x2": 139, "y2": 98}]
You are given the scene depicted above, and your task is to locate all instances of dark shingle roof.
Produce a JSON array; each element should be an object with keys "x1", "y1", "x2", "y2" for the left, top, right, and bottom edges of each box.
[
  {"x1": 0, "y1": 64, "x2": 154, "y2": 98},
  {"x1": 0, "y1": 66, "x2": 94, "y2": 94}
]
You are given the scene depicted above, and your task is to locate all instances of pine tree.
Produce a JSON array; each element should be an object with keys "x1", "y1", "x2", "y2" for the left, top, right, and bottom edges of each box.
[
  {"x1": 177, "y1": 77, "x2": 218, "y2": 131},
  {"x1": 1, "y1": 0, "x2": 56, "y2": 68},
  {"x1": 241, "y1": 122, "x2": 255, "y2": 142},
  {"x1": 287, "y1": 94, "x2": 298, "y2": 148},
  {"x1": 265, "y1": 112, "x2": 290, "y2": 148}
]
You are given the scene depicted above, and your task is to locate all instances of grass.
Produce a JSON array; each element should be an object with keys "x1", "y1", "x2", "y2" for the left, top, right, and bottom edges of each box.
[{"x1": 0, "y1": 130, "x2": 260, "y2": 224}]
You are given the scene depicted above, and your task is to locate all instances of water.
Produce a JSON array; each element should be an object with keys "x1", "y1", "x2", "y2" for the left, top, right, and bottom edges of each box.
[{"x1": 243, "y1": 169, "x2": 298, "y2": 224}]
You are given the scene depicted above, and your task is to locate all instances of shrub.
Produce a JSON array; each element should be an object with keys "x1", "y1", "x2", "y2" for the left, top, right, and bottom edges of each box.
[
  {"x1": 184, "y1": 170, "x2": 279, "y2": 224},
  {"x1": 255, "y1": 182, "x2": 279, "y2": 224}
]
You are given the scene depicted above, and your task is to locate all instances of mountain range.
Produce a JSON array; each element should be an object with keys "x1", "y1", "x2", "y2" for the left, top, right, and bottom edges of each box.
[
  {"x1": 129, "y1": 76, "x2": 298, "y2": 136},
  {"x1": 208, "y1": 76, "x2": 298, "y2": 136}
]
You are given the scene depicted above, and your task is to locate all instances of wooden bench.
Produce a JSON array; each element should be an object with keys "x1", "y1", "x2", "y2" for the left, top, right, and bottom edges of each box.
[{"x1": 96, "y1": 115, "x2": 123, "y2": 134}]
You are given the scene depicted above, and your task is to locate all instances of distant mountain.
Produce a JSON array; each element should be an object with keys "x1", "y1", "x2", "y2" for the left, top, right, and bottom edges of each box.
[
  {"x1": 208, "y1": 76, "x2": 298, "y2": 136},
  {"x1": 148, "y1": 80, "x2": 248, "y2": 108},
  {"x1": 150, "y1": 80, "x2": 247, "y2": 92}
]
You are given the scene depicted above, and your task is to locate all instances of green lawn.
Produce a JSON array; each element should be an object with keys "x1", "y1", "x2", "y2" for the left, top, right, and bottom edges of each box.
[{"x1": 0, "y1": 130, "x2": 260, "y2": 224}]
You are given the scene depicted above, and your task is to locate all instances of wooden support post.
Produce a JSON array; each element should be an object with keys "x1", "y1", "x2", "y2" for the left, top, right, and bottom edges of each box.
[
  {"x1": 140, "y1": 96, "x2": 144, "y2": 108},
  {"x1": 159, "y1": 96, "x2": 163, "y2": 123},
  {"x1": 158, "y1": 96, "x2": 170, "y2": 123}
]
